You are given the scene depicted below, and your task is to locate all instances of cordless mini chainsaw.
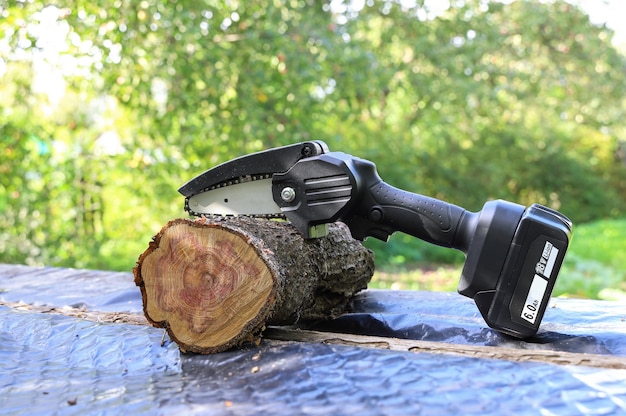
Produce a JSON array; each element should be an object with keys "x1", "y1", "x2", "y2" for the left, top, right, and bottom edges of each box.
[{"x1": 179, "y1": 141, "x2": 572, "y2": 338}]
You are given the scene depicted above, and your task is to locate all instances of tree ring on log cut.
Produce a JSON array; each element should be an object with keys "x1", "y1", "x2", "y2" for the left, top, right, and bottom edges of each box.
[{"x1": 134, "y1": 218, "x2": 277, "y2": 353}]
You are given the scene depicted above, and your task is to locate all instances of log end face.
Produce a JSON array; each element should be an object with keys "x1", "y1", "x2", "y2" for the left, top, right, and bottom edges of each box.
[{"x1": 135, "y1": 218, "x2": 277, "y2": 353}]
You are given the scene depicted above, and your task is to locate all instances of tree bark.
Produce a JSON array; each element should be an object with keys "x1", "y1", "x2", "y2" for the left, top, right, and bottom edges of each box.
[{"x1": 133, "y1": 217, "x2": 374, "y2": 354}]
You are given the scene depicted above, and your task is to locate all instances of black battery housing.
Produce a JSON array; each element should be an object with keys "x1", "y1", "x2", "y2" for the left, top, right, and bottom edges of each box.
[{"x1": 460, "y1": 203, "x2": 572, "y2": 338}]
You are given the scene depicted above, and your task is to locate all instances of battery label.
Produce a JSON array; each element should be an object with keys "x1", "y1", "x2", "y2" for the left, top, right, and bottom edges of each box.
[
  {"x1": 536, "y1": 241, "x2": 559, "y2": 279},
  {"x1": 520, "y1": 274, "x2": 548, "y2": 324}
]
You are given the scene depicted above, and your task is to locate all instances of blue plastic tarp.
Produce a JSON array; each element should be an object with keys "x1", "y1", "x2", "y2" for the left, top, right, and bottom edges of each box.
[{"x1": 0, "y1": 264, "x2": 625, "y2": 415}]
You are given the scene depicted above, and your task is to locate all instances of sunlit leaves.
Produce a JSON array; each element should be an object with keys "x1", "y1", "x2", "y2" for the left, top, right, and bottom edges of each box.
[{"x1": 1, "y1": 0, "x2": 626, "y2": 270}]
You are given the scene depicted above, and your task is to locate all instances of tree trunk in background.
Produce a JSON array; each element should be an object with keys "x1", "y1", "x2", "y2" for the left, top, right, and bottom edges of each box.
[{"x1": 133, "y1": 217, "x2": 375, "y2": 353}]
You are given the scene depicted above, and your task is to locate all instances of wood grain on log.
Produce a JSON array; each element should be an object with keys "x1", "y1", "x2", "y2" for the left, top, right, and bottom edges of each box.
[{"x1": 133, "y1": 217, "x2": 374, "y2": 353}]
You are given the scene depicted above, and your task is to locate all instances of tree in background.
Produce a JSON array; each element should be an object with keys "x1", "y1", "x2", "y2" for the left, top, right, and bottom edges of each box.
[{"x1": 1, "y1": 0, "x2": 625, "y2": 269}]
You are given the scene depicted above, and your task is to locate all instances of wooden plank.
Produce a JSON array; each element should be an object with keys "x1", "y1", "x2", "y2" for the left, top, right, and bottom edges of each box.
[
  {"x1": 2, "y1": 300, "x2": 624, "y2": 369},
  {"x1": 0, "y1": 300, "x2": 148, "y2": 325},
  {"x1": 263, "y1": 327, "x2": 626, "y2": 370}
]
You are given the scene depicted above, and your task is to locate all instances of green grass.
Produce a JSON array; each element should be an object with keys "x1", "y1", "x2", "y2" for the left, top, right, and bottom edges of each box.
[
  {"x1": 554, "y1": 218, "x2": 626, "y2": 300},
  {"x1": 371, "y1": 218, "x2": 626, "y2": 300},
  {"x1": 370, "y1": 264, "x2": 461, "y2": 292},
  {"x1": 567, "y1": 218, "x2": 626, "y2": 269}
]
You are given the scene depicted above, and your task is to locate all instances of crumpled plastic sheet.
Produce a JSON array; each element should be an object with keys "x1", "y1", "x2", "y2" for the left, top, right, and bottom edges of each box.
[
  {"x1": 0, "y1": 265, "x2": 142, "y2": 313},
  {"x1": 309, "y1": 290, "x2": 626, "y2": 356},
  {"x1": 0, "y1": 307, "x2": 181, "y2": 415},
  {"x1": 1, "y1": 264, "x2": 625, "y2": 415}
]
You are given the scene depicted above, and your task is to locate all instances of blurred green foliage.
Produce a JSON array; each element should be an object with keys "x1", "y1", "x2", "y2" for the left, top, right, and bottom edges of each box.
[
  {"x1": 1, "y1": 0, "x2": 626, "y2": 279},
  {"x1": 567, "y1": 218, "x2": 626, "y2": 269},
  {"x1": 555, "y1": 218, "x2": 626, "y2": 300}
]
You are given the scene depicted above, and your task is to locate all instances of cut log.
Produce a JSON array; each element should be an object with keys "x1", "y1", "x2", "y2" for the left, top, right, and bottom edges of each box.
[{"x1": 133, "y1": 217, "x2": 374, "y2": 354}]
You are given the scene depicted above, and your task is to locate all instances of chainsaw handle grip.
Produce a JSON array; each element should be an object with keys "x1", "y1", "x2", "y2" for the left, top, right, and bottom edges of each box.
[
  {"x1": 365, "y1": 180, "x2": 468, "y2": 247},
  {"x1": 343, "y1": 157, "x2": 471, "y2": 249}
]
